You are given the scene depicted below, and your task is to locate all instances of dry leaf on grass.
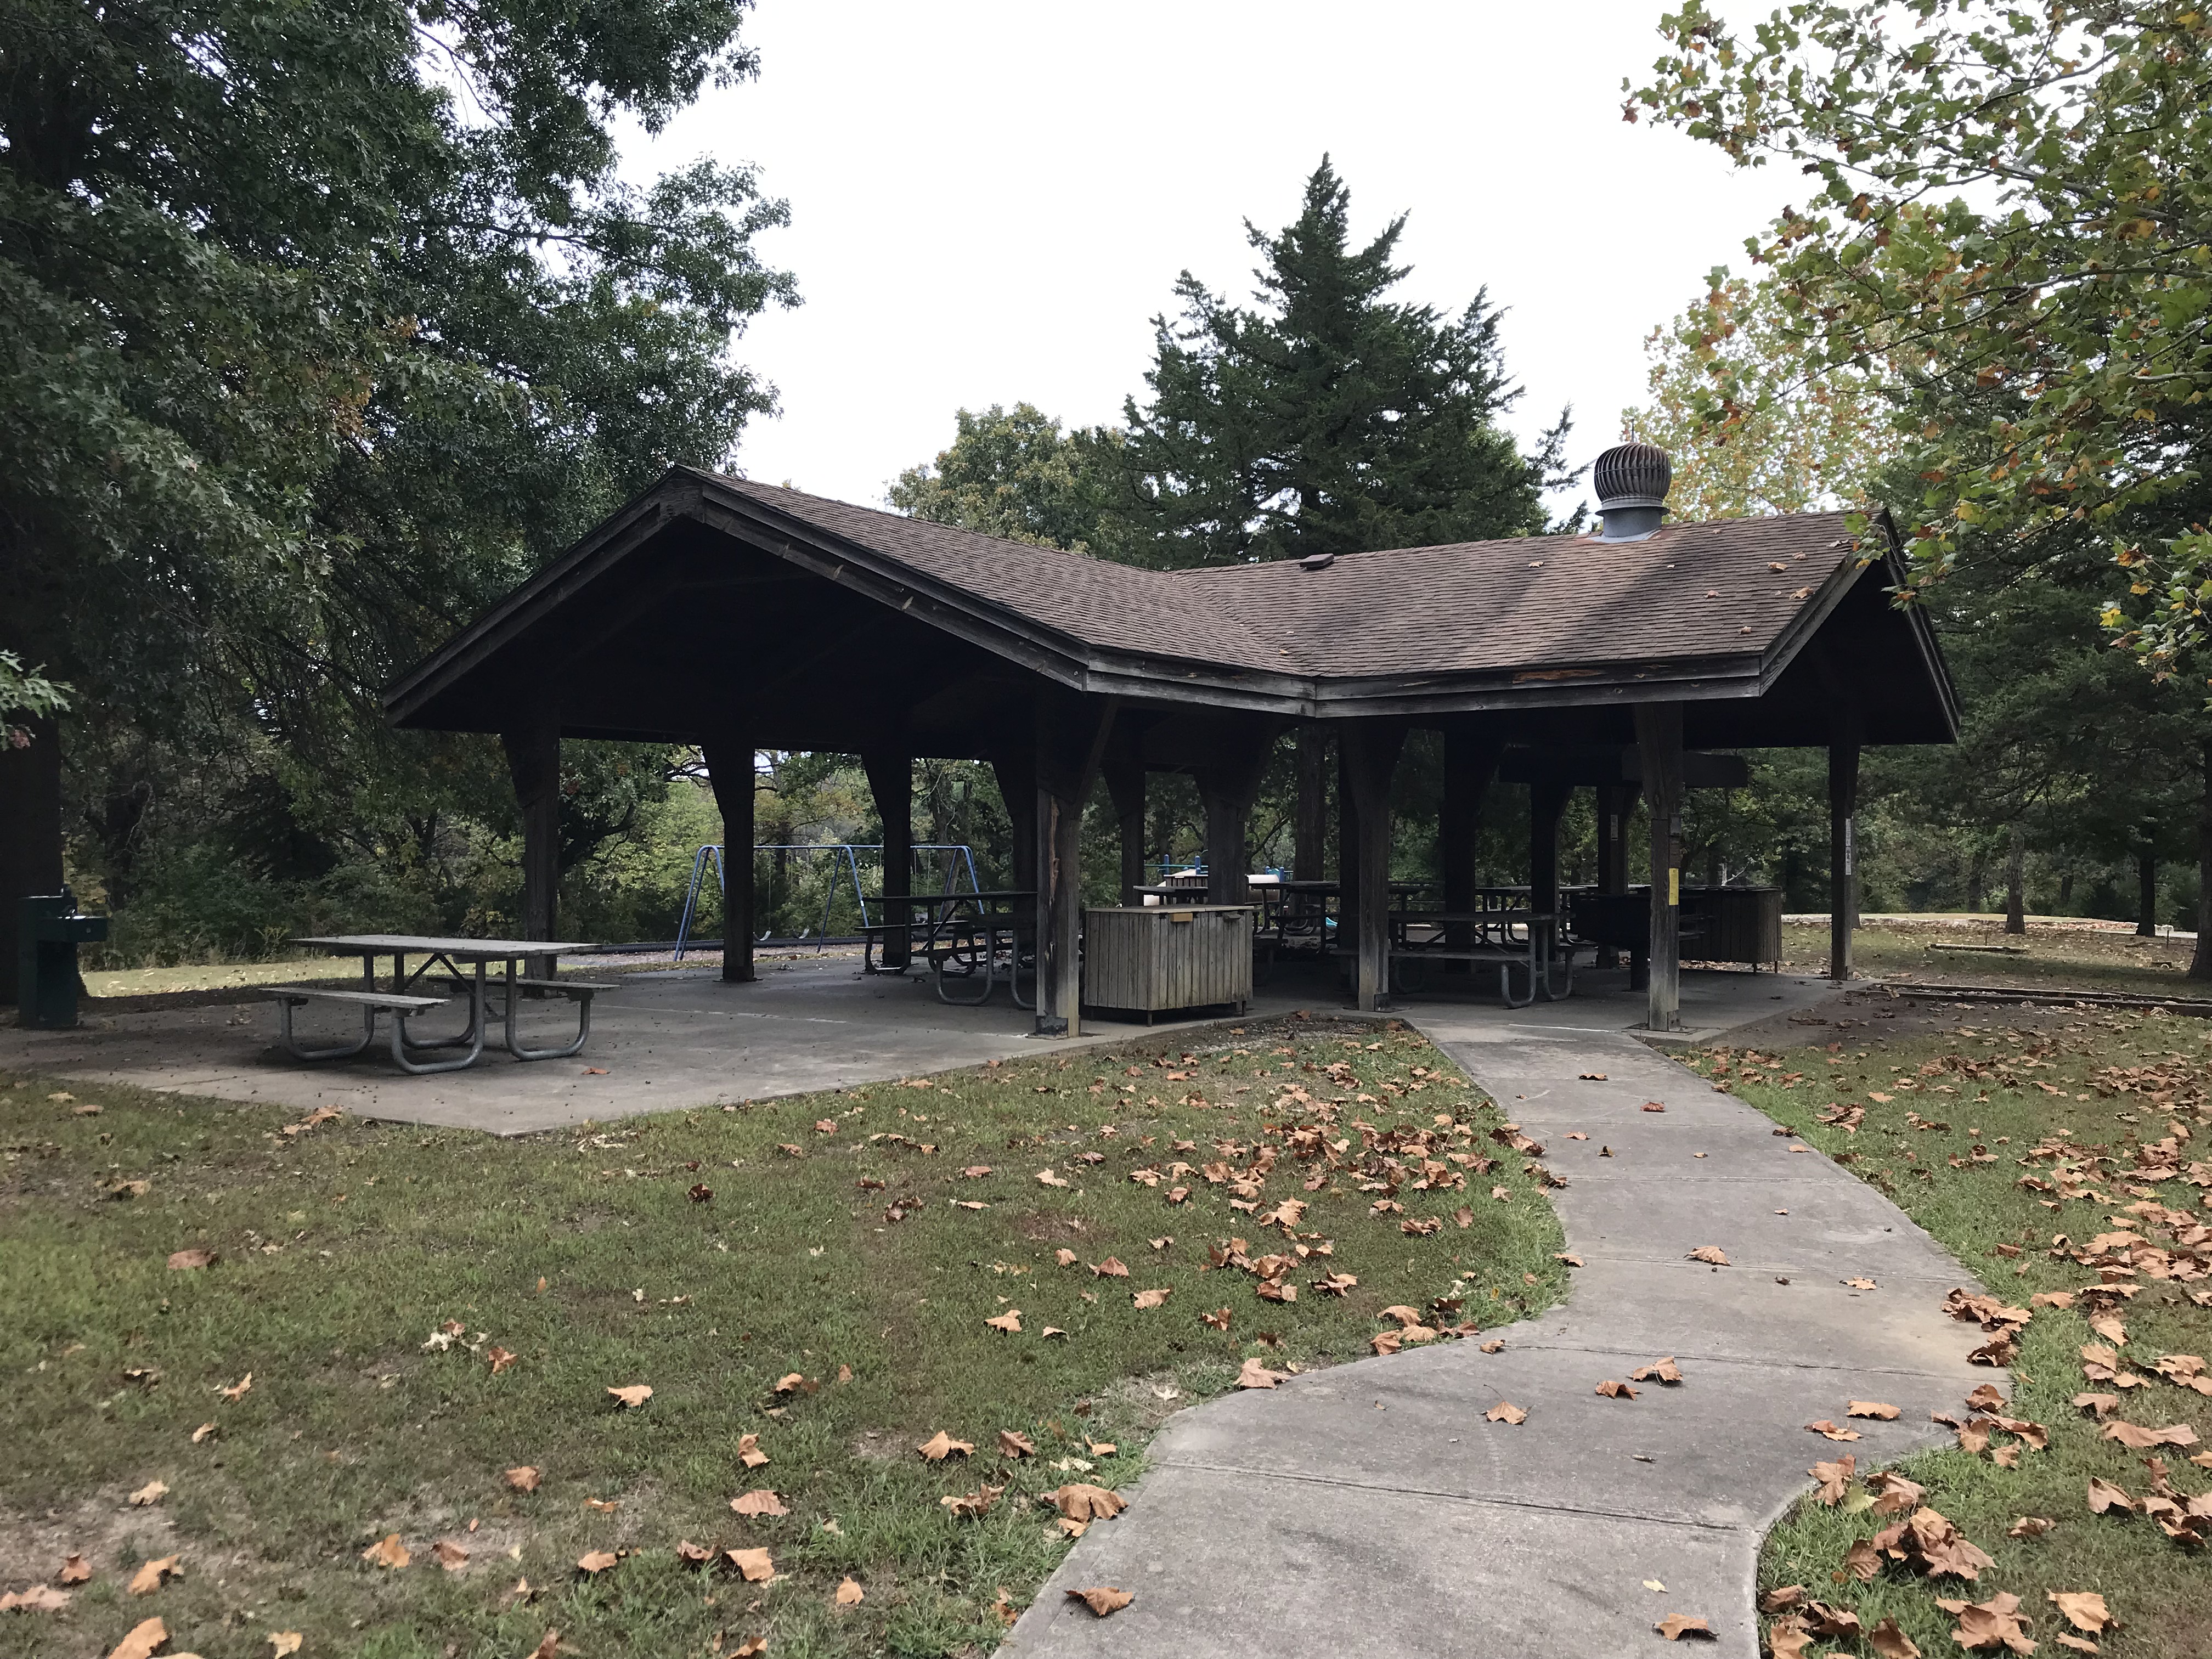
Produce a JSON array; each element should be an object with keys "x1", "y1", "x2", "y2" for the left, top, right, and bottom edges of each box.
[
  {"x1": 0, "y1": 1586, "x2": 69, "y2": 1612},
  {"x1": 360, "y1": 1536, "x2": 409, "y2": 1570},
  {"x1": 1867, "y1": 1471, "x2": 1925, "y2": 1514},
  {"x1": 1867, "y1": 1617, "x2": 1922, "y2": 1658},
  {"x1": 732, "y1": 1639, "x2": 765, "y2": 1657},
  {"x1": 505, "y1": 1466, "x2": 540, "y2": 1492},
  {"x1": 166, "y1": 1249, "x2": 216, "y2": 1271},
  {"x1": 1655, "y1": 1614, "x2": 1715, "y2": 1640},
  {"x1": 1132, "y1": 1287, "x2": 1173, "y2": 1309},
  {"x1": 984, "y1": 1310, "x2": 1023, "y2": 1334},
  {"x1": 1201, "y1": 1306, "x2": 1232, "y2": 1329},
  {"x1": 1486, "y1": 1401, "x2": 1527, "y2": 1424},
  {"x1": 835, "y1": 1576, "x2": 864, "y2": 1606},
  {"x1": 190, "y1": 1423, "x2": 216, "y2": 1444},
  {"x1": 2103, "y1": 1420, "x2": 2197, "y2": 1448},
  {"x1": 2085, "y1": 1476, "x2": 2135, "y2": 1515},
  {"x1": 488, "y1": 1346, "x2": 517, "y2": 1374},
  {"x1": 1055, "y1": 1248, "x2": 1077, "y2": 1266},
  {"x1": 433, "y1": 1540, "x2": 469, "y2": 1572},
  {"x1": 2047, "y1": 1592, "x2": 2111, "y2": 1634},
  {"x1": 917, "y1": 1431, "x2": 974, "y2": 1461},
  {"x1": 726, "y1": 1547, "x2": 775, "y2": 1582},
  {"x1": 1630, "y1": 1357, "x2": 1684, "y2": 1384},
  {"x1": 605, "y1": 1385, "x2": 651, "y2": 1409},
  {"x1": 998, "y1": 1429, "x2": 1036, "y2": 1457},
  {"x1": 218, "y1": 1373, "x2": 252, "y2": 1402},
  {"x1": 268, "y1": 1634, "x2": 303, "y2": 1657},
  {"x1": 127, "y1": 1555, "x2": 182, "y2": 1598},
  {"x1": 1035, "y1": 1170, "x2": 1069, "y2": 1188},
  {"x1": 1847, "y1": 1401, "x2": 1901, "y2": 1421},
  {"x1": 940, "y1": 1483, "x2": 1005, "y2": 1519},
  {"x1": 730, "y1": 1489, "x2": 787, "y2": 1517},
  {"x1": 1046, "y1": 1483, "x2": 1126, "y2": 1521},
  {"x1": 1237, "y1": 1357, "x2": 1288, "y2": 1389},
  {"x1": 1934, "y1": 1590, "x2": 2035, "y2": 1655},
  {"x1": 738, "y1": 1432, "x2": 769, "y2": 1469},
  {"x1": 575, "y1": 1550, "x2": 618, "y2": 1575},
  {"x1": 107, "y1": 1618, "x2": 169, "y2": 1659},
  {"x1": 1809, "y1": 1455, "x2": 1857, "y2": 1505},
  {"x1": 129, "y1": 1480, "x2": 169, "y2": 1506},
  {"x1": 1805, "y1": 1420, "x2": 1863, "y2": 1442},
  {"x1": 1867, "y1": 1507, "x2": 1995, "y2": 1582},
  {"x1": 1686, "y1": 1247, "x2": 1731, "y2": 1266},
  {"x1": 2007, "y1": 1516, "x2": 2055, "y2": 1539},
  {"x1": 60, "y1": 1554, "x2": 92, "y2": 1584},
  {"x1": 1065, "y1": 1587, "x2": 1133, "y2": 1617},
  {"x1": 1090, "y1": 1256, "x2": 1128, "y2": 1278}
]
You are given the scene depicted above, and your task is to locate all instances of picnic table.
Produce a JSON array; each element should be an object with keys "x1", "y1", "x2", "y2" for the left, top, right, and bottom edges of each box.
[
  {"x1": 857, "y1": 892, "x2": 1035, "y2": 1008},
  {"x1": 1389, "y1": 896, "x2": 1572, "y2": 1007},
  {"x1": 265, "y1": 935, "x2": 607, "y2": 1073}
]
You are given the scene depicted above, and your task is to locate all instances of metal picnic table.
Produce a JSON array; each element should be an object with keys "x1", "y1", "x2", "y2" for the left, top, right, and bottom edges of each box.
[
  {"x1": 271, "y1": 935, "x2": 607, "y2": 1073},
  {"x1": 1388, "y1": 891, "x2": 1572, "y2": 1007},
  {"x1": 856, "y1": 891, "x2": 1036, "y2": 1008}
]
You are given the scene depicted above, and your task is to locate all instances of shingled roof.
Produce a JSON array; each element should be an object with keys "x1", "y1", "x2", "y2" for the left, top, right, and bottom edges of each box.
[
  {"x1": 387, "y1": 465, "x2": 1957, "y2": 744},
  {"x1": 708, "y1": 474, "x2": 1867, "y2": 680}
]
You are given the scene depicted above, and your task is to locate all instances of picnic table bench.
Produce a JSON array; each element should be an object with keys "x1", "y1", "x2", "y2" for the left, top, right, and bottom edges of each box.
[
  {"x1": 858, "y1": 891, "x2": 1035, "y2": 1008},
  {"x1": 262, "y1": 935, "x2": 606, "y2": 1072},
  {"x1": 1388, "y1": 902, "x2": 1572, "y2": 1008}
]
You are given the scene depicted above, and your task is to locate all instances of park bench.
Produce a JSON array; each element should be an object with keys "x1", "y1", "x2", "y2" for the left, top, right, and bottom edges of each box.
[{"x1": 261, "y1": 985, "x2": 481, "y2": 1074}]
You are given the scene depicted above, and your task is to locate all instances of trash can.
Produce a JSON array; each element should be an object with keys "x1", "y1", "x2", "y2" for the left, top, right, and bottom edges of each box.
[{"x1": 17, "y1": 890, "x2": 108, "y2": 1029}]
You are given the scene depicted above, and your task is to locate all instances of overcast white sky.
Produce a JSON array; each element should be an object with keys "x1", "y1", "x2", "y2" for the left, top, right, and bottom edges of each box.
[{"x1": 621, "y1": 1, "x2": 1799, "y2": 518}]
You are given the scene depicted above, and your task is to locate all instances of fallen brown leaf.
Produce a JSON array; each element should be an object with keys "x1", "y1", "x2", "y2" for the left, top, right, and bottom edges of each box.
[
  {"x1": 433, "y1": 1539, "x2": 469, "y2": 1572},
  {"x1": 1809, "y1": 1454, "x2": 1857, "y2": 1505},
  {"x1": 1065, "y1": 1586, "x2": 1133, "y2": 1617},
  {"x1": 835, "y1": 1576, "x2": 864, "y2": 1606},
  {"x1": 59, "y1": 1554, "x2": 92, "y2": 1584},
  {"x1": 917, "y1": 1431, "x2": 974, "y2": 1461},
  {"x1": 1595, "y1": 1379, "x2": 1639, "y2": 1400},
  {"x1": 1805, "y1": 1420, "x2": 1862, "y2": 1442},
  {"x1": 1047, "y1": 1483, "x2": 1127, "y2": 1521},
  {"x1": 1655, "y1": 1613, "x2": 1714, "y2": 1640},
  {"x1": 505, "y1": 1465, "x2": 541, "y2": 1492},
  {"x1": 1847, "y1": 1401, "x2": 1901, "y2": 1421},
  {"x1": 984, "y1": 1310, "x2": 1023, "y2": 1334},
  {"x1": 730, "y1": 1489, "x2": 787, "y2": 1517},
  {"x1": 0, "y1": 1585, "x2": 69, "y2": 1612},
  {"x1": 1237, "y1": 1357, "x2": 1288, "y2": 1389},
  {"x1": 107, "y1": 1617, "x2": 169, "y2": 1659},
  {"x1": 998, "y1": 1429, "x2": 1036, "y2": 1457},
  {"x1": 575, "y1": 1550, "x2": 618, "y2": 1575},
  {"x1": 738, "y1": 1432, "x2": 769, "y2": 1469},
  {"x1": 1867, "y1": 1616, "x2": 1921, "y2": 1658},
  {"x1": 488, "y1": 1346, "x2": 517, "y2": 1375},
  {"x1": 2103, "y1": 1419, "x2": 2197, "y2": 1448},
  {"x1": 1486, "y1": 1401, "x2": 1527, "y2": 1425},
  {"x1": 1630, "y1": 1357, "x2": 1684, "y2": 1385},
  {"x1": 129, "y1": 1480, "x2": 169, "y2": 1506},
  {"x1": 1935, "y1": 1590, "x2": 2035, "y2": 1654},
  {"x1": 605, "y1": 1384, "x2": 651, "y2": 1409},
  {"x1": 268, "y1": 1633, "x2": 303, "y2": 1657},
  {"x1": 360, "y1": 1535, "x2": 409, "y2": 1570},
  {"x1": 166, "y1": 1249, "x2": 215, "y2": 1271},
  {"x1": 1090, "y1": 1256, "x2": 1128, "y2": 1278},
  {"x1": 2048, "y1": 1590, "x2": 2111, "y2": 1634},
  {"x1": 1132, "y1": 1287, "x2": 1172, "y2": 1309},
  {"x1": 1056, "y1": 1248, "x2": 1077, "y2": 1266},
  {"x1": 723, "y1": 1546, "x2": 774, "y2": 1582},
  {"x1": 1686, "y1": 1246, "x2": 1731, "y2": 1266}
]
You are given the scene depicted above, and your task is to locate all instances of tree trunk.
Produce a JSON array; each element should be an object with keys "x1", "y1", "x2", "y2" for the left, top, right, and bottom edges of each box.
[
  {"x1": 2136, "y1": 835, "x2": 2158, "y2": 938},
  {"x1": 0, "y1": 713, "x2": 67, "y2": 1007},
  {"x1": 2193, "y1": 737, "x2": 2212, "y2": 979},
  {"x1": 2004, "y1": 822, "x2": 2025, "y2": 935}
]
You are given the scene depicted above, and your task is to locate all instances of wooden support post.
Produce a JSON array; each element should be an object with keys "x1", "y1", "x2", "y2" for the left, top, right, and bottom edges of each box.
[
  {"x1": 1102, "y1": 733, "x2": 1147, "y2": 907},
  {"x1": 1594, "y1": 782, "x2": 1639, "y2": 970},
  {"x1": 1336, "y1": 744, "x2": 1359, "y2": 981},
  {"x1": 990, "y1": 749, "x2": 1039, "y2": 898},
  {"x1": 862, "y1": 752, "x2": 913, "y2": 969},
  {"x1": 1829, "y1": 735, "x2": 1861, "y2": 980},
  {"x1": 1293, "y1": 728, "x2": 1329, "y2": 881},
  {"x1": 0, "y1": 712, "x2": 65, "y2": 1007},
  {"x1": 1031, "y1": 697, "x2": 1117, "y2": 1037},
  {"x1": 1341, "y1": 721, "x2": 1407, "y2": 1013},
  {"x1": 502, "y1": 718, "x2": 560, "y2": 981},
  {"x1": 1634, "y1": 703, "x2": 1684, "y2": 1031},
  {"x1": 1197, "y1": 742, "x2": 1272, "y2": 908},
  {"x1": 1530, "y1": 780, "x2": 1571, "y2": 935},
  {"x1": 1440, "y1": 723, "x2": 1505, "y2": 921},
  {"x1": 703, "y1": 738, "x2": 756, "y2": 983}
]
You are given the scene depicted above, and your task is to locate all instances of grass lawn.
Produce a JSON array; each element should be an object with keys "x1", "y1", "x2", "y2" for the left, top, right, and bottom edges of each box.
[
  {"x1": 0, "y1": 1017, "x2": 1565, "y2": 1659},
  {"x1": 1689, "y1": 1011, "x2": 2212, "y2": 1659},
  {"x1": 1779, "y1": 917, "x2": 2203, "y2": 1001}
]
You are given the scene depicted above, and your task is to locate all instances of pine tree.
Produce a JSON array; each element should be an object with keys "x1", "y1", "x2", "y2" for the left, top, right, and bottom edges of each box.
[{"x1": 1104, "y1": 156, "x2": 1569, "y2": 568}]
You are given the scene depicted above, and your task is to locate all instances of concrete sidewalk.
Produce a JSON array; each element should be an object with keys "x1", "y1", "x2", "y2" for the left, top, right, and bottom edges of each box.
[{"x1": 1003, "y1": 1002, "x2": 1990, "y2": 1657}]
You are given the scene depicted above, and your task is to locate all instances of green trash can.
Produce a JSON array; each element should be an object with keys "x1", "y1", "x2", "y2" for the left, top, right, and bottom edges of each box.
[{"x1": 17, "y1": 890, "x2": 108, "y2": 1029}]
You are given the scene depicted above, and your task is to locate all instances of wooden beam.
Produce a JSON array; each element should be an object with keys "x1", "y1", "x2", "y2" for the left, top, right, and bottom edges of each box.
[
  {"x1": 1594, "y1": 782, "x2": 1639, "y2": 971},
  {"x1": 1195, "y1": 725, "x2": 1279, "y2": 907},
  {"x1": 501, "y1": 716, "x2": 560, "y2": 981},
  {"x1": 1530, "y1": 780, "x2": 1571, "y2": 936},
  {"x1": 1293, "y1": 728, "x2": 1329, "y2": 880},
  {"x1": 1634, "y1": 703, "x2": 1685, "y2": 1031},
  {"x1": 1102, "y1": 729, "x2": 1147, "y2": 906},
  {"x1": 1341, "y1": 721, "x2": 1408, "y2": 1013},
  {"x1": 1829, "y1": 736, "x2": 1860, "y2": 982},
  {"x1": 703, "y1": 738, "x2": 756, "y2": 983},
  {"x1": 1441, "y1": 723, "x2": 1506, "y2": 920},
  {"x1": 863, "y1": 751, "x2": 913, "y2": 969},
  {"x1": 1032, "y1": 696, "x2": 1117, "y2": 1037}
]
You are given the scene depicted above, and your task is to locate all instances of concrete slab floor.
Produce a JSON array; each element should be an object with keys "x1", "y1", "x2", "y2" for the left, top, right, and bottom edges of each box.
[
  {"x1": 0, "y1": 958, "x2": 1844, "y2": 1137},
  {"x1": 1003, "y1": 995, "x2": 1993, "y2": 1659}
]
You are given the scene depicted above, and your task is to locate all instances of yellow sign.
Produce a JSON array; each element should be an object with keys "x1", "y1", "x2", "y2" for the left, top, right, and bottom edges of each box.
[{"x1": 1668, "y1": 868, "x2": 1680, "y2": 906}]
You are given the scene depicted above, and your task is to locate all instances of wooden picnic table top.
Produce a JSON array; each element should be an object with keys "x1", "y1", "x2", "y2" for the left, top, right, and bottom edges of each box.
[{"x1": 294, "y1": 934, "x2": 601, "y2": 960}]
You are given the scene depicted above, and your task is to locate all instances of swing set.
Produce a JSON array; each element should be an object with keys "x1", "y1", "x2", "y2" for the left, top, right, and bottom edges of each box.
[{"x1": 672, "y1": 843, "x2": 982, "y2": 960}]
